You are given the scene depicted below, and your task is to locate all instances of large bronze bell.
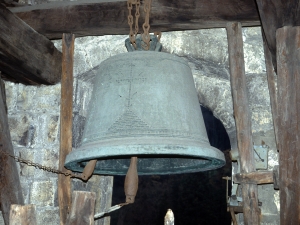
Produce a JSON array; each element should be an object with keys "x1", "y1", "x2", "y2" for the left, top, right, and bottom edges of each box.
[{"x1": 65, "y1": 39, "x2": 225, "y2": 175}]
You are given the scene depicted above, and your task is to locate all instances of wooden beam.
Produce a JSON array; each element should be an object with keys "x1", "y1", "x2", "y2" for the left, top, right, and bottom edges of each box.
[
  {"x1": 0, "y1": 78, "x2": 24, "y2": 224},
  {"x1": 10, "y1": 0, "x2": 260, "y2": 40},
  {"x1": 255, "y1": 0, "x2": 300, "y2": 71},
  {"x1": 276, "y1": 26, "x2": 300, "y2": 224},
  {"x1": 233, "y1": 171, "x2": 273, "y2": 185},
  {"x1": 66, "y1": 191, "x2": 96, "y2": 225},
  {"x1": 58, "y1": 33, "x2": 75, "y2": 225},
  {"x1": 9, "y1": 204, "x2": 37, "y2": 225},
  {"x1": 226, "y1": 22, "x2": 260, "y2": 224},
  {"x1": 0, "y1": 4, "x2": 62, "y2": 85},
  {"x1": 0, "y1": 0, "x2": 14, "y2": 5},
  {"x1": 228, "y1": 205, "x2": 244, "y2": 213},
  {"x1": 262, "y1": 32, "x2": 279, "y2": 150},
  {"x1": 0, "y1": 0, "x2": 20, "y2": 7}
]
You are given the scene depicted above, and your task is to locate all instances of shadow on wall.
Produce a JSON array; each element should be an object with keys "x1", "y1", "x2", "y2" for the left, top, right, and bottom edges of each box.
[{"x1": 110, "y1": 106, "x2": 232, "y2": 225}]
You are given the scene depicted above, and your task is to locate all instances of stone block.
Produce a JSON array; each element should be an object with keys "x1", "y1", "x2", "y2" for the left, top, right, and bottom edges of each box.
[
  {"x1": 258, "y1": 185, "x2": 279, "y2": 215},
  {"x1": 35, "y1": 84, "x2": 61, "y2": 113},
  {"x1": 20, "y1": 182, "x2": 31, "y2": 205},
  {"x1": 36, "y1": 208, "x2": 60, "y2": 225},
  {"x1": 18, "y1": 149, "x2": 35, "y2": 177},
  {"x1": 8, "y1": 114, "x2": 36, "y2": 147},
  {"x1": 30, "y1": 180, "x2": 54, "y2": 207},
  {"x1": 16, "y1": 85, "x2": 37, "y2": 112},
  {"x1": 161, "y1": 29, "x2": 228, "y2": 65},
  {"x1": 47, "y1": 116, "x2": 59, "y2": 143},
  {"x1": 34, "y1": 114, "x2": 60, "y2": 148},
  {"x1": 193, "y1": 76, "x2": 234, "y2": 131},
  {"x1": 242, "y1": 27, "x2": 266, "y2": 74},
  {"x1": 16, "y1": 84, "x2": 60, "y2": 113},
  {"x1": 32, "y1": 148, "x2": 59, "y2": 178},
  {"x1": 3, "y1": 81, "x2": 18, "y2": 112},
  {"x1": 70, "y1": 35, "x2": 127, "y2": 78},
  {"x1": 42, "y1": 149, "x2": 59, "y2": 169}
]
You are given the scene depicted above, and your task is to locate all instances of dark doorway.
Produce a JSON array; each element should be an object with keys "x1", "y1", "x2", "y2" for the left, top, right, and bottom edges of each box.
[{"x1": 110, "y1": 106, "x2": 232, "y2": 225}]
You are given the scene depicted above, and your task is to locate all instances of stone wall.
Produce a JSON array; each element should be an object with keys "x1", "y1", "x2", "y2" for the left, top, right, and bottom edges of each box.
[{"x1": 0, "y1": 27, "x2": 279, "y2": 224}]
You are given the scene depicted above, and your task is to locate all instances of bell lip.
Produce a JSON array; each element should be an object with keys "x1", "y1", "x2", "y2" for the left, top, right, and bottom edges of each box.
[{"x1": 65, "y1": 138, "x2": 226, "y2": 175}]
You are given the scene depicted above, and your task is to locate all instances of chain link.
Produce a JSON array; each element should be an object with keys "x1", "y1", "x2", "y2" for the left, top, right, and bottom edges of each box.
[
  {"x1": 134, "y1": 0, "x2": 140, "y2": 37},
  {"x1": 142, "y1": 0, "x2": 152, "y2": 50},
  {"x1": 0, "y1": 146, "x2": 82, "y2": 179},
  {"x1": 127, "y1": 0, "x2": 140, "y2": 49},
  {"x1": 127, "y1": 0, "x2": 160, "y2": 50}
]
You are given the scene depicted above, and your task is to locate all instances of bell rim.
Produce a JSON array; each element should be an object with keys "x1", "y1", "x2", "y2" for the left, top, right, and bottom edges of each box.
[{"x1": 65, "y1": 138, "x2": 226, "y2": 175}]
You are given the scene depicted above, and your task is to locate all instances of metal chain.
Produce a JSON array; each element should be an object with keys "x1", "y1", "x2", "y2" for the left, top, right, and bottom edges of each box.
[
  {"x1": 127, "y1": 0, "x2": 161, "y2": 50},
  {"x1": 142, "y1": 0, "x2": 152, "y2": 50},
  {"x1": 0, "y1": 146, "x2": 82, "y2": 179},
  {"x1": 134, "y1": 0, "x2": 140, "y2": 37},
  {"x1": 127, "y1": 0, "x2": 140, "y2": 49}
]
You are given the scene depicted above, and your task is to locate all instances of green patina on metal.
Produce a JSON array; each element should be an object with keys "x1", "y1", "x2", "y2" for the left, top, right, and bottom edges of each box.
[{"x1": 65, "y1": 41, "x2": 225, "y2": 175}]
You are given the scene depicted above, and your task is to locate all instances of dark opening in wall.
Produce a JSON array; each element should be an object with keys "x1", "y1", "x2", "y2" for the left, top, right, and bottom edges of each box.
[{"x1": 110, "y1": 106, "x2": 232, "y2": 225}]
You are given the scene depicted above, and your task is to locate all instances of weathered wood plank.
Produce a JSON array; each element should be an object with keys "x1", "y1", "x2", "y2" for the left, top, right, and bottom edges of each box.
[
  {"x1": 73, "y1": 176, "x2": 113, "y2": 225},
  {"x1": 228, "y1": 205, "x2": 244, "y2": 213},
  {"x1": 276, "y1": 26, "x2": 300, "y2": 224},
  {"x1": 256, "y1": 0, "x2": 300, "y2": 70},
  {"x1": 262, "y1": 32, "x2": 279, "y2": 150},
  {"x1": 228, "y1": 207, "x2": 238, "y2": 225},
  {"x1": 0, "y1": 4, "x2": 62, "y2": 85},
  {"x1": 66, "y1": 191, "x2": 96, "y2": 225},
  {"x1": 10, "y1": 0, "x2": 260, "y2": 40},
  {"x1": 226, "y1": 22, "x2": 260, "y2": 224},
  {"x1": 9, "y1": 204, "x2": 37, "y2": 225},
  {"x1": 0, "y1": 78, "x2": 24, "y2": 225},
  {"x1": 233, "y1": 171, "x2": 273, "y2": 185},
  {"x1": 58, "y1": 33, "x2": 75, "y2": 225}
]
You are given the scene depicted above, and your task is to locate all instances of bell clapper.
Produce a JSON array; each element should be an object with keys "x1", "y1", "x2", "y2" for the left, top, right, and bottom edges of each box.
[
  {"x1": 124, "y1": 156, "x2": 139, "y2": 203},
  {"x1": 94, "y1": 157, "x2": 138, "y2": 220},
  {"x1": 81, "y1": 159, "x2": 97, "y2": 181}
]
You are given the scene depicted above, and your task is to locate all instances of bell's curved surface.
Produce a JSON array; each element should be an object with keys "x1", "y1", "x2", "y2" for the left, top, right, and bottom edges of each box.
[{"x1": 65, "y1": 51, "x2": 225, "y2": 175}]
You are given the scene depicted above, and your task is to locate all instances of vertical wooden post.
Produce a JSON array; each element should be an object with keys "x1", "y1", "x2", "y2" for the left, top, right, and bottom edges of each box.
[
  {"x1": 276, "y1": 26, "x2": 300, "y2": 224},
  {"x1": 0, "y1": 78, "x2": 24, "y2": 224},
  {"x1": 9, "y1": 204, "x2": 37, "y2": 225},
  {"x1": 262, "y1": 32, "x2": 279, "y2": 150},
  {"x1": 58, "y1": 33, "x2": 75, "y2": 225},
  {"x1": 66, "y1": 191, "x2": 96, "y2": 225},
  {"x1": 226, "y1": 22, "x2": 260, "y2": 224}
]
